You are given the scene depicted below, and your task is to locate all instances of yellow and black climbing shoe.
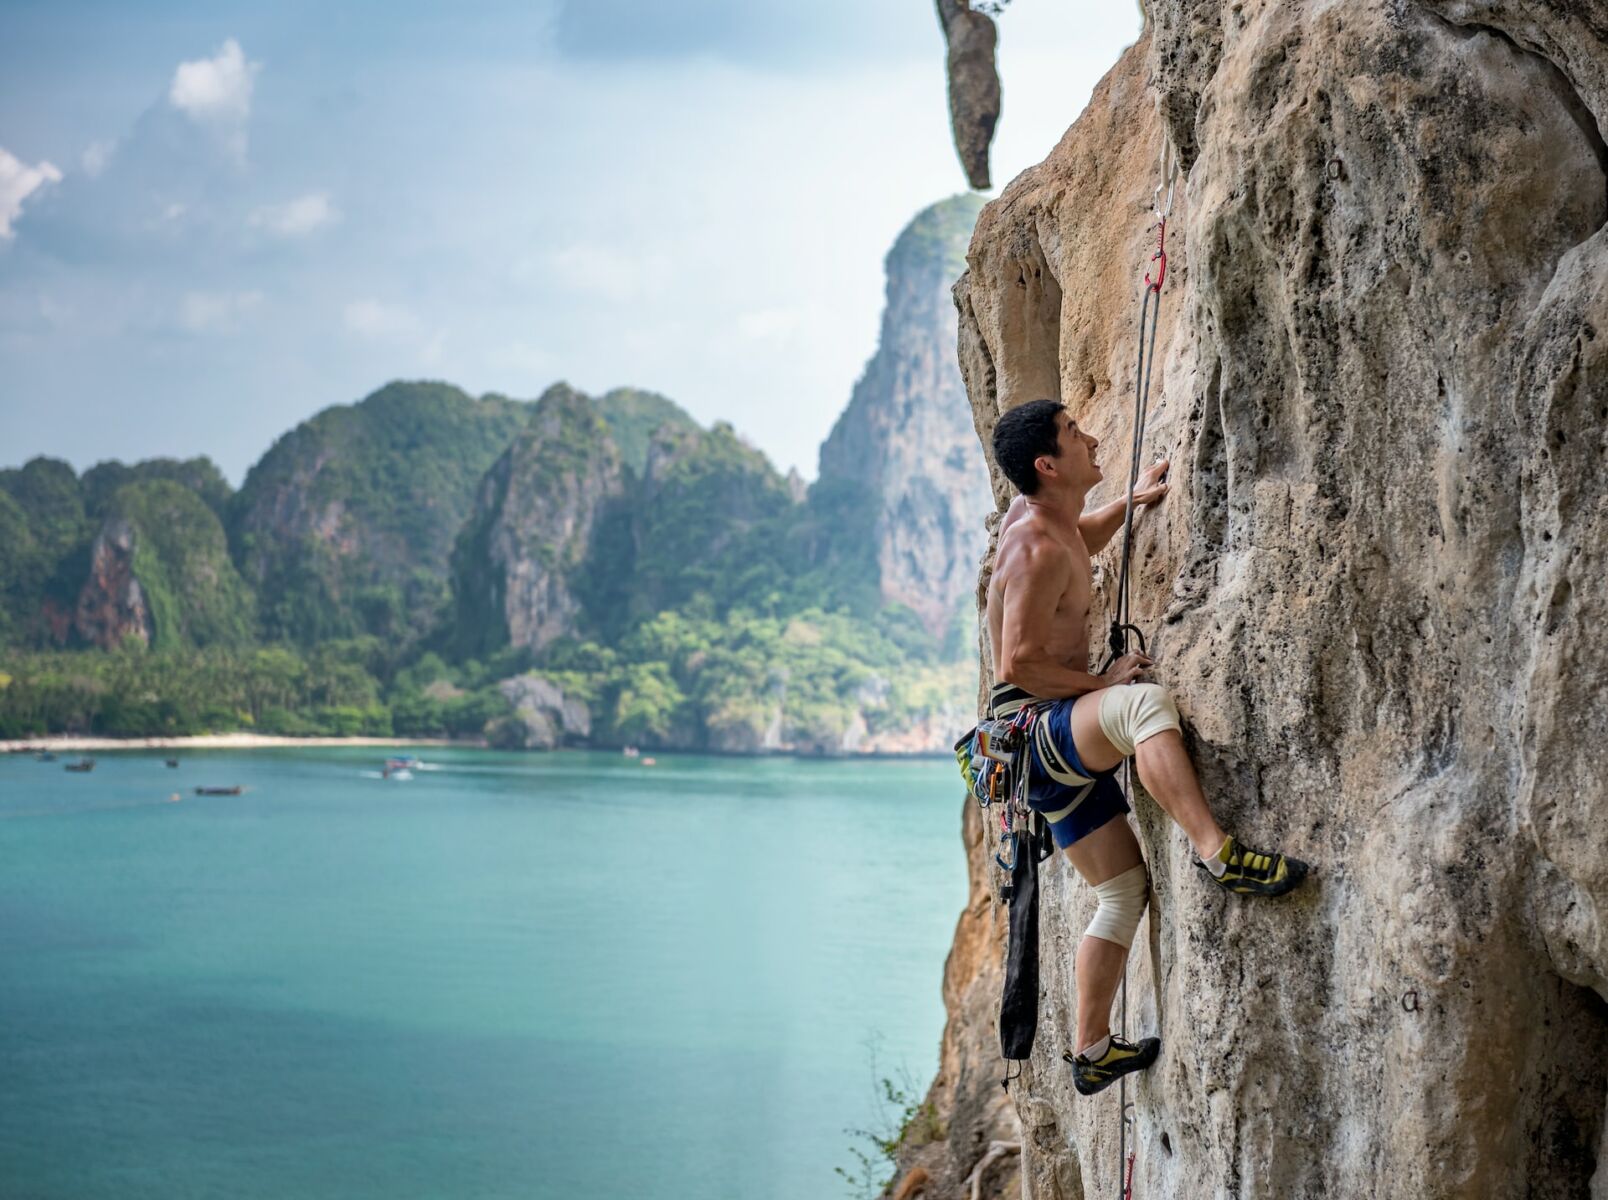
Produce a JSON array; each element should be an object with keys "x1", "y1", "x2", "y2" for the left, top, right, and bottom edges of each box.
[
  {"x1": 1063, "y1": 1034, "x2": 1161, "y2": 1097},
  {"x1": 1198, "y1": 835, "x2": 1309, "y2": 897}
]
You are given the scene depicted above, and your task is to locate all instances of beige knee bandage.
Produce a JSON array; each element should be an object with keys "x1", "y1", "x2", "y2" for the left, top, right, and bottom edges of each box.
[
  {"x1": 1086, "y1": 863, "x2": 1149, "y2": 949},
  {"x1": 1096, "y1": 682, "x2": 1181, "y2": 758}
]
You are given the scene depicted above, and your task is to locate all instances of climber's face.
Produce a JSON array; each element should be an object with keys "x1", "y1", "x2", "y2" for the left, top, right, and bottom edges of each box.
[{"x1": 1053, "y1": 412, "x2": 1102, "y2": 492}]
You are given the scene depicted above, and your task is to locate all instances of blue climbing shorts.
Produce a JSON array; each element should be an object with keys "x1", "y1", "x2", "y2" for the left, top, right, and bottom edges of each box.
[{"x1": 988, "y1": 684, "x2": 1129, "y2": 850}]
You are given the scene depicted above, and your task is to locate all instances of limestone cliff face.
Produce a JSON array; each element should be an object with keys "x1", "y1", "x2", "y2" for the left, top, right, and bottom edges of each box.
[
  {"x1": 72, "y1": 482, "x2": 254, "y2": 650},
  {"x1": 450, "y1": 384, "x2": 627, "y2": 656},
  {"x1": 72, "y1": 518, "x2": 151, "y2": 649},
  {"x1": 817, "y1": 194, "x2": 994, "y2": 639},
  {"x1": 909, "y1": 8, "x2": 1608, "y2": 1198}
]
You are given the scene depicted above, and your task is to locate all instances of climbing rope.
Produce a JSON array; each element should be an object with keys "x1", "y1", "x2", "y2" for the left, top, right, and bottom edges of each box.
[{"x1": 1104, "y1": 130, "x2": 1178, "y2": 1200}]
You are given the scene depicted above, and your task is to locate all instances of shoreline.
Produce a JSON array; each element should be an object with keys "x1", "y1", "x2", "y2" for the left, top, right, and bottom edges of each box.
[
  {"x1": 1, "y1": 733, "x2": 951, "y2": 760},
  {"x1": 1, "y1": 734, "x2": 467, "y2": 754}
]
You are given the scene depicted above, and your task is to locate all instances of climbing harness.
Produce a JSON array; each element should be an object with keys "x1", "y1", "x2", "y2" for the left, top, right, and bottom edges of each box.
[
  {"x1": 954, "y1": 695, "x2": 1054, "y2": 1087},
  {"x1": 1101, "y1": 130, "x2": 1180, "y2": 1200}
]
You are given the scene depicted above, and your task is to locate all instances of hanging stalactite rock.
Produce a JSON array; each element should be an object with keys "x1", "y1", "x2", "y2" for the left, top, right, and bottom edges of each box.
[{"x1": 935, "y1": 0, "x2": 1002, "y2": 191}]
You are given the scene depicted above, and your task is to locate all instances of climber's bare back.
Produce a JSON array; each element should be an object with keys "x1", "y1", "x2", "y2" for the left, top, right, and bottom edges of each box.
[{"x1": 986, "y1": 505, "x2": 1093, "y2": 683}]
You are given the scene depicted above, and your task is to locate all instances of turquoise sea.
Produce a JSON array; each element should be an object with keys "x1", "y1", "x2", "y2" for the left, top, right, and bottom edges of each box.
[{"x1": 0, "y1": 748, "x2": 967, "y2": 1200}]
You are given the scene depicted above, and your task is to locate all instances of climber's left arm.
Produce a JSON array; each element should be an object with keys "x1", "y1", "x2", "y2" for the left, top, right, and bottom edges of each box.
[{"x1": 1079, "y1": 458, "x2": 1170, "y2": 554}]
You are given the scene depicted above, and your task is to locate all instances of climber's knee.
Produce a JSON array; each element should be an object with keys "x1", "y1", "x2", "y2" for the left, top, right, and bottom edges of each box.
[
  {"x1": 1085, "y1": 863, "x2": 1149, "y2": 950},
  {"x1": 1096, "y1": 682, "x2": 1181, "y2": 759}
]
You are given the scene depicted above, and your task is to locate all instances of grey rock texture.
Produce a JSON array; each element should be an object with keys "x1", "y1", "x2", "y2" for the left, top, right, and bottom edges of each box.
[
  {"x1": 818, "y1": 194, "x2": 994, "y2": 639},
  {"x1": 451, "y1": 384, "x2": 626, "y2": 656},
  {"x1": 903, "y1": 6, "x2": 1608, "y2": 1198},
  {"x1": 493, "y1": 673, "x2": 591, "y2": 749},
  {"x1": 72, "y1": 518, "x2": 151, "y2": 649},
  {"x1": 936, "y1": 0, "x2": 1002, "y2": 190}
]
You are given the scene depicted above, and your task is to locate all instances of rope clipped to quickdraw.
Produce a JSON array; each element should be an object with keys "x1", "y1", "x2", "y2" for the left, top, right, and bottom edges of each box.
[{"x1": 1103, "y1": 130, "x2": 1178, "y2": 1200}]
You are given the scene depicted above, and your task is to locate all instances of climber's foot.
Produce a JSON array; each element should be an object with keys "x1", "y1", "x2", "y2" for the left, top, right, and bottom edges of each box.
[
  {"x1": 1198, "y1": 834, "x2": 1308, "y2": 897},
  {"x1": 1063, "y1": 1034, "x2": 1161, "y2": 1097}
]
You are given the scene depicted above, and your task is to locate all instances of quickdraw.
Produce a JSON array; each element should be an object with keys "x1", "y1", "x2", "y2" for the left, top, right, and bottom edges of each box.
[{"x1": 954, "y1": 700, "x2": 1048, "y2": 898}]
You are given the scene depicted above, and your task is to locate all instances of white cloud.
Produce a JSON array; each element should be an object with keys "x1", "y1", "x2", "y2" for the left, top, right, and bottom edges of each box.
[
  {"x1": 179, "y1": 288, "x2": 263, "y2": 333},
  {"x1": 250, "y1": 192, "x2": 340, "y2": 237},
  {"x1": 548, "y1": 242, "x2": 672, "y2": 302},
  {"x1": 0, "y1": 147, "x2": 64, "y2": 239},
  {"x1": 487, "y1": 341, "x2": 554, "y2": 376},
  {"x1": 419, "y1": 329, "x2": 447, "y2": 366},
  {"x1": 343, "y1": 298, "x2": 421, "y2": 338},
  {"x1": 736, "y1": 306, "x2": 802, "y2": 341},
  {"x1": 81, "y1": 140, "x2": 116, "y2": 178},
  {"x1": 168, "y1": 39, "x2": 260, "y2": 160}
]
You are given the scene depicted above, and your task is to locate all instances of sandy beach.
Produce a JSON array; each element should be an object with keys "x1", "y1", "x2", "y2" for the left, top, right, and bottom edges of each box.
[{"x1": 1, "y1": 734, "x2": 467, "y2": 754}]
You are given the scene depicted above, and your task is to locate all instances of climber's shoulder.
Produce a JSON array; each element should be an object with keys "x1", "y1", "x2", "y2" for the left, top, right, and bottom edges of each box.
[{"x1": 995, "y1": 510, "x2": 1076, "y2": 585}]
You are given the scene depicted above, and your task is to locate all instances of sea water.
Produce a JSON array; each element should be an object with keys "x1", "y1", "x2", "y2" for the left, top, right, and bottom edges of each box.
[{"x1": 0, "y1": 748, "x2": 967, "y2": 1199}]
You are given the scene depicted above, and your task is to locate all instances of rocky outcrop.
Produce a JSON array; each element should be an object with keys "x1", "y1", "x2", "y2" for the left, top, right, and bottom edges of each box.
[
  {"x1": 817, "y1": 195, "x2": 994, "y2": 640},
  {"x1": 492, "y1": 673, "x2": 591, "y2": 749},
  {"x1": 910, "y1": 6, "x2": 1608, "y2": 1198},
  {"x1": 72, "y1": 518, "x2": 151, "y2": 649},
  {"x1": 72, "y1": 481, "x2": 255, "y2": 650},
  {"x1": 451, "y1": 385, "x2": 628, "y2": 656},
  {"x1": 936, "y1": 0, "x2": 1002, "y2": 190}
]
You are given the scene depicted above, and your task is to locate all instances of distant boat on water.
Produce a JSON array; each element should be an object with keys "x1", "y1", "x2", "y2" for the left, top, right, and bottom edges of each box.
[
  {"x1": 382, "y1": 755, "x2": 420, "y2": 780},
  {"x1": 622, "y1": 746, "x2": 640, "y2": 758},
  {"x1": 36, "y1": 751, "x2": 57, "y2": 762},
  {"x1": 64, "y1": 759, "x2": 94, "y2": 773},
  {"x1": 165, "y1": 758, "x2": 180, "y2": 768},
  {"x1": 195, "y1": 785, "x2": 244, "y2": 796}
]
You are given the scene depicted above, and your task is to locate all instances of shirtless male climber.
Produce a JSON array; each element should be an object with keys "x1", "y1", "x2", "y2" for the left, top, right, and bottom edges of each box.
[{"x1": 986, "y1": 398, "x2": 1309, "y2": 1097}]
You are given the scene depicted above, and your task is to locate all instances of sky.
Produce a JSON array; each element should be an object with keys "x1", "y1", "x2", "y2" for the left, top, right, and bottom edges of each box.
[{"x1": 0, "y1": 0, "x2": 1144, "y2": 484}]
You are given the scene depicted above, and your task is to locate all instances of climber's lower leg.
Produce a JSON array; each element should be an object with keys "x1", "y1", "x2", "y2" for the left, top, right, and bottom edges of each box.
[
  {"x1": 1063, "y1": 815, "x2": 1145, "y2": 1053},
  {"x1": 1070, "y1": 683, "x2": 1309, "y2": 897},
  {"x1": 1070, "y1": 683, "x2": 1226, "y2": 860},
  {"x1": 1133, "y1": 729, "x2": 1227, "y2": 861}
]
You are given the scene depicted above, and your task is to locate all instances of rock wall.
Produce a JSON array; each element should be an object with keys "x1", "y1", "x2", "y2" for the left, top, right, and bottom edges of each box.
[{"x1": 906, "y1": 5, "x2": 1608, "y2": 1197}]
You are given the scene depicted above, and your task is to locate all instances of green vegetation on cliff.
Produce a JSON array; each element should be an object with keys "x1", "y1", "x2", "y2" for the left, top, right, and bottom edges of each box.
[
  {"x1": 893, "y1": 191, "x2": 986, "y2": 283},
  {"x1": 230, "y1": 381, "x2": 533, "y2": 643},
  {"x1": 592, "y1": 387, "x2": 700, "y2": 476},
  {"x1": 83, "y1": 457, "x2": 232, "y2": 520},
  {"x1": 104, "y1": 481, "x2": 256, "y2": 650},
  {"x1": 0, "y1": 458, "x2": 91, "y2": 644}
]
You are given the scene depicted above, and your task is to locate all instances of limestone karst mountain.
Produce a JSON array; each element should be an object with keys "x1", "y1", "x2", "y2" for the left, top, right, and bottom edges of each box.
[
  {"x1": 1, "y1": 196, "x2": 993, "y2": 751},
  {"x1": 0, "y1": 456, "x2": 249, "y2": 650},
  {"x1": 453, "y1": 197, "x2": 995, "y2": 664},
  {"x1": 901, "y1": 5, "x2": 1608, "y2": 1198},
  {"x1": 448, "y1": 382, "x2": 634, "y2": 658},
  {"x1": 817, "y1": 193, "x2": 993, "y2": 642},
  {"x1": 75, "y1": 481, "x2": 255, "y2": 650},
  {"x1": 228, "y1": 381, "x2": 532, "y2": 643}
]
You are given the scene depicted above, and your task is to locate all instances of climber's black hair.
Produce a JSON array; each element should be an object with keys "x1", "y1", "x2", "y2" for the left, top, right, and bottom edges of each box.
[{"x1": 992, "y1": 399, "x2": 1066, "y2": 495}]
